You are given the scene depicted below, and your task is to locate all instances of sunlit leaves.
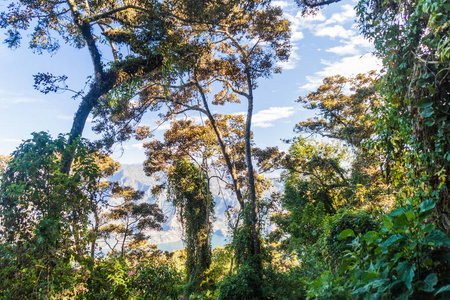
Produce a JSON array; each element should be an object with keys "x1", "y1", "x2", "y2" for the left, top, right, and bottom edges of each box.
[
  {"x1": 100, "y1": 183, "x2": 165, "y2": 256},
  {"x1": 337, "y1": 229, "x2": 355, "y2": 240}
]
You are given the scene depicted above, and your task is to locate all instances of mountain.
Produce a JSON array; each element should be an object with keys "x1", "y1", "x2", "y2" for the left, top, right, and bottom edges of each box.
[{"x1": 110, "y1": 164, "x2": 282, "y2": 251}]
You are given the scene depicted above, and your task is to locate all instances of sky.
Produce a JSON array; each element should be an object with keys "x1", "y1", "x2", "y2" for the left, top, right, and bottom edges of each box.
[{"x1": 0, "y1": 0, "x2": 381, "y2": 165}]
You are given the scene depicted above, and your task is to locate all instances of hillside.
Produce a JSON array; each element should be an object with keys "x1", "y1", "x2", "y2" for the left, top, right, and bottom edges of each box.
[{"x1": 110, "y1": 164, "x2": 281, "y2": 250}]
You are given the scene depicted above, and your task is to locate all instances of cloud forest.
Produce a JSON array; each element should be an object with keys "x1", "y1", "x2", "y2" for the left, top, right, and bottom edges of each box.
[{"x1": 0, "y1": 0, "x2": 449, "y2": 299}]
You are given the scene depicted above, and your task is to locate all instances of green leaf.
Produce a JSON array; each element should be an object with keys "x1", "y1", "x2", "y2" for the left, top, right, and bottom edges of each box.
[
  {"x1": 424, "y1": 119, "x2": 435, "y2": 126},
  {"x1": 405, "y1": 211, "x2": 414, "y2": 221},
  {"x1": 390, "y1": 207, "x2": 406, "y2": 216},
  {"x1": 422, "y1": 224, "x2": 434, "y2": 234},
  {"x1": 394, "y1": 213, "x2": 409, "y2": 227},
  {"x1": 381, "y1": 234, "x2": 403, "y2": 248},
  {"x1": 416, "y1": 97, "x2": 433, "y2": 108},
  {"x1": 424, "y1": 273, "x2": 438, "y2": 289},
  {"x1": 338, "y1": 229, "x2": 356, "y2": 240},
  {"x1": 435, "y1": 284, "x2": 450, "y2": 295},
  {"x1": 421, "y1": 107, "x2": 434, "y2": 117},
  {"x1": 425, "y1": 230, "x2": 450, "y2": 246},
  {"x1": 363, "y1": 231, "x2": 379, "y2": 243},
  {"x1": 383, "y1": 215, "x2": 393, "y2": 230},
  {"x1": 445, "y1": 4, "x2": 450, "y2": 11},
  {"x1": 398, "y1": 262, "x2": 416, "y2": 290},
  {"x1": 419, "y1": 199, "x2": 436, "y2": 213}
]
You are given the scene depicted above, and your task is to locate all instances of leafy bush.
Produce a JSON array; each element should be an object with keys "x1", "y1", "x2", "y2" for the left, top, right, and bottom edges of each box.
[
  {"x1": 325, "y1": 209, "x2": 379, "y2": 265},
  {"x1": 308, "y1": 199, "x2": 450, "y2": 299},
  {"x1": 217, "y1": 263, "x2": 262, "y2": 300},
  {"x1": 134, "y1": 261, "x2": 182, "y2": 299}
]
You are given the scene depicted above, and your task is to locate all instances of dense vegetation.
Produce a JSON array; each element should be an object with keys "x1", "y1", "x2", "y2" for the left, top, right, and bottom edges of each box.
[{"x1": 0, "y1": 0, "x2": 449, "y2": 299}]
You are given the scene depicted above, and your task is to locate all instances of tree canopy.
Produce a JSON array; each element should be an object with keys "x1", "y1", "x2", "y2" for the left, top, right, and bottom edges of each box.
[{"x1": 1, "y1": 0, "x2": 449, "y2": 299}]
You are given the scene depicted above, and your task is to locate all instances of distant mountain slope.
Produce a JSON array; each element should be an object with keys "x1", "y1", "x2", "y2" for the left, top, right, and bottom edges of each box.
[{"x1": 110, "y1": 164, "x2": 281, "y2": 250}]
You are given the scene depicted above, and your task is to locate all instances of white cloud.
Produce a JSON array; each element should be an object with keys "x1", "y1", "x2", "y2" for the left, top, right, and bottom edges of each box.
[
  {"x1": 155, "y1": 122, "x2": 172, "y2": 131},
  {"x1": 0, "y1": 96, "x2": 43, "y2": 104},
  {"x1": 1, "y1": 138, "x2": 21, "y2": 143},
  {"x1": 294, "y1": 11, "x2": 326, "y2": 29},
  {"x1": 300, "y1": 76, "x2": 325, "y2": 91},
  {"x1": 252, "y1": 106, "x2": 296, "y2": 128},
  {"x1": 317, "y1": 54, "x2": 381, "y2": 77},
  {"x1": 131, "y1": 143, "x2": 144, "y2": 149},
  {"x1": 291, "y1": 31, "x2": 304, "y2": 42},
  {"x1": 314, "y1": 25, "x2": 355, "y2": 39},
  {"x1": 325, "y1": 4, "x2": 356, "y2": 25},
  {"x1": 0, "y1": 90, "x2": 44, "y2": 105},
  {"x1": 57, "y1": 114, "x2": 73, "y2": 121},
  {"x1": 300, "y1": 54, "x2": 382, "y2": 91},
  {"x1": 271, "y1": 1, "x2": 291, "y2": 8},
  {"x1": 326, "y1": 44, "x2": 359, "y2": 55},
  {"x1": 346, "y1": 34, "x2": 373, "y2": 48},
  {"x1": 326, "y1": 35, "x2": 373, "y2": 55}
]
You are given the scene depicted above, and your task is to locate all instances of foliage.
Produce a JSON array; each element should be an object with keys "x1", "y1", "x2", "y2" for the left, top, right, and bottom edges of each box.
[
  {"x1": 0, "y1": 132, "x2": 98, "y2": 298},
  {"x1": 296, "y1": 72, "x2": 378, "y2": 148},
  {"x1": 133, "y1": 260, "x2": 183, "y2": 300},
  {"x1": 2, "y1": 0, "x2": 450, "y2": 299},
  {"x1": 217, "y1": 263, "x2": 264, "y2": 300},
  {"x1": 324, "y1": 209, "x2": 379, "y2": 267},
  {"x1": 201, "y1": 246, "x2": 234, "y2": 294},
  {"x1": 0, "y1": 131, "x2": 98, "y2": 253},
  {"x1": 308, "y1": 198, "x2": 450, "y2": 299},
  {"x1": 84, "y1": 256, "x2": 182, "y2": 300},
  {"x1": 356, "y1": 0, "x2": 450, "y2": 233},
  {"x1": 0, "y1": 154, "x2": 10, "y2": 173},
  {"x1": 168, "y1": 160, "x2": 214, "y2": 295},
  {"x1": 99, "y1": 183, "x2": 166, "y2": 257},
  {"x1": 146, "y1": 3, "x2": 292, "y2": 287},
  {"x1": 217, "y1": 261, "x2": 306, "y2": 300},
  {"x1": 285, "y1": 138, "x2": 350, "y2": 214},
  {"x1": 304, "y1": 0, "x2": 450, "y2": 297},
  {"x1": 294, "y1": 72, "x2": 392, "y2": 210}
]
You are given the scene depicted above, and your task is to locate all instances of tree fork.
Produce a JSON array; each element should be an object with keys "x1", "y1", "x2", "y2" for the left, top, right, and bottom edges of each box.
[{"x1": 61, "y1": 56, "x2": 163, "y2": 174}]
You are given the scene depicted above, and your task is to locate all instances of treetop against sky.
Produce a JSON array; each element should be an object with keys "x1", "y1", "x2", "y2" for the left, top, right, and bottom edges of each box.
[{"x1": 0, "y1": 0, "x2": 380, "y2": 164}]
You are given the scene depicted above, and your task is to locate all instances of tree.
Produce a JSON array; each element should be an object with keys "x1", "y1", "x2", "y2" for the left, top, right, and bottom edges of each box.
[
  {"x1": 0, "y1": 0, "x2": 167, "y2": 172},
  {"x1": 297, "y1": 1, "x2": 450, "y2": 297},
  {"x1": 285, "y1": 138, "x2": 350, "y2": 215},
  {"x1": 167, "y1": 160, "x2": 214, "y2": 294},
  {"x1": 0, "y1": 0, "x2": 269, "y2": 174},
  {"x1": 99, "y1": 183, "x2": 166, "y2": 257},
  {"x1": 0, "y1": 132, "x2": 99, "y2": 297},
  {"x1": 263, "y1": 72, "x2": 395, "y2": 298},
  {"x1": 147, "y1": 4, "x2": 291, "y2": 287},
  {"x1": 142, "y1": 119, "x2": 218, "y2": 293},
  {"x1": 296, "y1": 72, "x2": 378, "y2": 147},
  {"x1": 356, "y1": 0, "x2": 450, "y2": 232},
  {"x1": 295, "y1": 72, "x2": 392, "y2": 208}
]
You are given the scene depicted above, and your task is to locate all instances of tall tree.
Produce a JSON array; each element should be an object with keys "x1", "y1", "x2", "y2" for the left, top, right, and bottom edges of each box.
[
  {"x1": 84, "y1": 153, "x2": 122, "y2": 259},
  {"x1": 0, "y1": 0, "x2": 267, "y2": 174},
  {"x1": 167, "y1": 160, "x2": 214, "y2": 294},
  {"x1": 0, "y1": 0, "x2": 168, "y2": 172},
  {"x1": 296, "y1": 72, "x2": 378, "y2": 147},
  {"x1": 356, "y1": 0, "x2": 450, "y2": 233},
  {"x1": 0, "y1": 132, "x2": 99, "y2": 297},
  {"x1": 295, "y1": 72, "x2": 391, "y2": 208},
  {"x1": 141, "y1": 119, "x2": 218, "y2": 292},
  {"x1": 145, "y1": 3, "x2": 291, "y2": 284}
]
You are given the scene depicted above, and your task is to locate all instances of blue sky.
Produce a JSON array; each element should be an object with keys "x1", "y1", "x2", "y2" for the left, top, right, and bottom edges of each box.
[{"x1": 0, "y1": 0, "x2": 380, "y2": 164}]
